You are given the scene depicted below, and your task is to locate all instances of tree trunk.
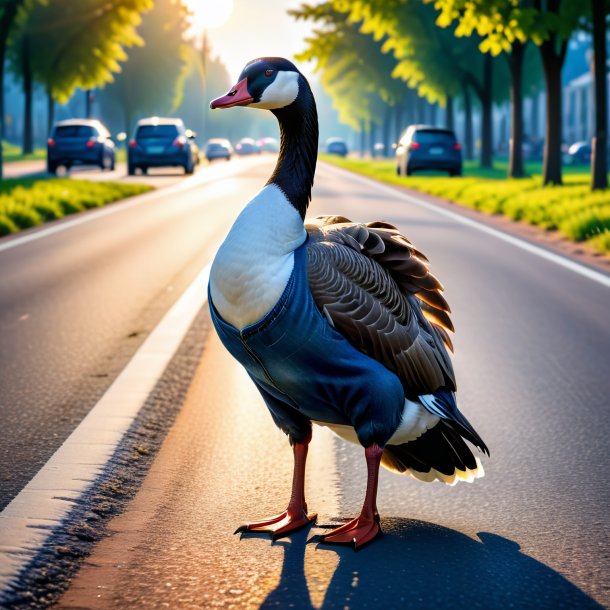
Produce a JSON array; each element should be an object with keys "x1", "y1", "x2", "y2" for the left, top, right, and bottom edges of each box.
[
  {"x1": 22, "y1": 32, "x2": 33, "y2": 155},
  {"x1": 382, "y1": 105, "x2": 392, "y2": 157},
  {"x1": 429, "y1": 102, "x2": 437, "y2": 125},
  {"x1": 0, "y1": 2, "x2": 22, "y2": 180},
  {"x1": 445, "y1": 94, "x2": 454, "y2": 131},
  {"x1": 539, "y1": 37, "x2": 567, "y2": 185},
  {"x1": 394, "y1": 103, "x2": 403, "y2": 146},
  {"x1": 480, "y1": 53, "x2": 493, "y2": 169},
  {"x1": 463, "y1": 84, "x2": 474, "y2": 160},
  {"x1": 47, "y1": 90, "x2": 55, "y2": 136},
  {"x1": 360, "y1": 119, "x2": 365, "y2": 158},
  {"x1": 85, "y1": 89, "x2": 92, "y2": 118},
  {"x1": 508, "y1": 42, "x2": 526, "y2": 178},
  {"x1": 530, "y1": 91, "x2": 539, "y2": 140},
  {"x1": 591, "y1": 0, "x2": 608, "y2": 190},
  {"x1": 369, "y1": 122, "x2": 376, "y2": 157},
  {"x1": 417, "y1": 95, "x2": 426, "y2": 123}
]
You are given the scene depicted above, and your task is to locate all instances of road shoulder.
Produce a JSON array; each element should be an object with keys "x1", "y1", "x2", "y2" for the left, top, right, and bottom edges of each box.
[{"x1": 319, "y1": 161, "x2": 610, "y2": 277}]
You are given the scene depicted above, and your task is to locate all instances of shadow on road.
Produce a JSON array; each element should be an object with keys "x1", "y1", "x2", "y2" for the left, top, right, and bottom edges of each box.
[{"x1": 256, "y1": 517, "x2": 603, "y2": 609}]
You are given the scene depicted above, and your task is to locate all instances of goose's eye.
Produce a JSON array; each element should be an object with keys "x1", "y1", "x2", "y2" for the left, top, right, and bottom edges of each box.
[{"x1": 265, "y1": 69, "x2": 273, "y2": 77}]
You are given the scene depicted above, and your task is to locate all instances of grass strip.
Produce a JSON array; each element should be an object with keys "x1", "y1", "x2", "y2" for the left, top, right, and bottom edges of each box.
[
  {"x1": 319, "y1": 155, "x2": 610, "y2": 255},
  {"x1": 0, "y1": 177, "x2": 153, "y2": 236},
  {"x1": 2, "y1": 140, "x2": 46, "y2": 162}
]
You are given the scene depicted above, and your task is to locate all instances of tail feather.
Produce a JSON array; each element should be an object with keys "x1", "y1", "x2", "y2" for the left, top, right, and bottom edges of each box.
[
  {"x1": 382, "y1": 421, "x2": 485, "y2": 485},
  {"x1": 419, "y1": 389, "x2": 489, "y2": 456}
]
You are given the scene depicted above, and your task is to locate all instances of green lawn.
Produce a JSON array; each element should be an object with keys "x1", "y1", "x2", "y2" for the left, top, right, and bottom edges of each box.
[
  {"x1": 0, "y1": 177, "x2": 153, "y2": 236},
  {"x1": 2, "y1": 140, "x2": 46, "y2": 163},
  {"x1": 319, "y1": 155, "x2": 610, "y2": 255}
]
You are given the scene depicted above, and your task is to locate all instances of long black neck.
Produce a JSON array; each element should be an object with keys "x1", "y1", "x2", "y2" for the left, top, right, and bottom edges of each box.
[{"x1": 267, "y1": 77, "x2": 318, "y2": 220}]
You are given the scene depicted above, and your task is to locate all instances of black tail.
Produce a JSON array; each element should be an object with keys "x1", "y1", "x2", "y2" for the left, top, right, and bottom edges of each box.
[{"x1": 382, "y1": 421, "x2": 484, "y2": 484}]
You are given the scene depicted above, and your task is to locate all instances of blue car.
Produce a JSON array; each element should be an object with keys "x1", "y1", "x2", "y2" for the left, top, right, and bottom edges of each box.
[
  {"x1": 128, "y1": 117, "x2": 199, "y2": 175},
  {"x1": 396, "y1": 125, "x2": 462, "y2": 177},
  {"x1": 325, "y1": 137, "x2": 348, "y2": 156},
  {"x1": 47, "y1": 119, "x2": 115, "y2": 174}
]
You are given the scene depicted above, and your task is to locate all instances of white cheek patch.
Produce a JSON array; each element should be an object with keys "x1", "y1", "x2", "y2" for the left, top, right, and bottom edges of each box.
[{"x1": 251, "y1": 71, "x2": 299, "y2": 109}]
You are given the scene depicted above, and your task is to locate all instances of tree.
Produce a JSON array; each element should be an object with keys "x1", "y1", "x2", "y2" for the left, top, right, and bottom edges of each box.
[
  {"x1": 329, "y1": 0, "x2": 509, "y2": 168},
  {"x1": 7, "y1": 0, "x2": 152, "y2": 152},
  {"x1": 98, "y1": 0, "x2": 190, "y2": 136},
  {"x1": 290, "y1": 3, "x2": 407, "y2": 154},
  {"x1": 532, "y1": 0, "x2": 579, "y2": 185},
  {"x1": 590, "y1": 0, "x2": 609, "y2": 190},
  {"x1": 434, "y1": 0, "x2": 586, "y2": 185},
  {"x1": 0, "y1": 0, "x2": 27, "y2": 178},
  {"x1": 431, "y1": 0, "x2": 538, "y2": 177}
]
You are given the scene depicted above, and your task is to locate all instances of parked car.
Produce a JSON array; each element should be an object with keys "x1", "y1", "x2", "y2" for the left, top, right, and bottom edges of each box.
[
  {"x1": 396, "y1": 125, "x2": 462, "y2": 176},
  {"x1": 566, "y1": 141, "x2": 592, "y2": 165},
  {"x1": 235, "y1": 137, "x2": 261, "y2": 155},
  {"x1": 205, "y1": 138, "x2": 233, "y2": 161},
  {"x1": 258, "y1": 137, "x2": 280, "y2": 153},
  {"x1": 128, "y1": 117, "x2": 199, "y2": 175},
  {"x1": 47, "y1": 119, "x2": 115, "y2": 174},
  {"x1": 325, "y1": 137, "x2": 348, "y2": 156}
]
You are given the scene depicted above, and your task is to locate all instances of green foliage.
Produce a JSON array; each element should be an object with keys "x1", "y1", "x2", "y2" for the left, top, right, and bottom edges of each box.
[
  {"x1": 291, "y1": 3, "x2": 406, "y2": 131},
  {"x1": 9, "y1": 0, "x2": 153, "y2": 103},
  {"x1": 1, "y1": 139, "x2": 44, "y2": 161},
  {"x1": 319, "y1": 154, "x2": 610, "y2": 254},
  {"x1": 0, "y1": 178, "x2": 152, "y2": 235},
  {"x1": 323, "y1": 0, "x2": 508, "y2": 105},
  {"x1": 430, "y1": 0, "x2": 586, "y2": 53},
  {"x1": 98, "y1": 0, "x2": 190, "y2": 134}
]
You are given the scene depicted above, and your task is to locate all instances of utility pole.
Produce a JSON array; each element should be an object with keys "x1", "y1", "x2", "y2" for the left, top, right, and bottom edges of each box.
[{"x1": 200, "y1": 30, "x2": 208, "y2": 140}]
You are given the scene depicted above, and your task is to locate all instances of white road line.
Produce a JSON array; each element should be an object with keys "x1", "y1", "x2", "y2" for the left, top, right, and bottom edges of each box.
[
  {"x1": 0, "y1": 258, "x2": 214, "y2": 593},
  {"x1": 321, "y1": 162, "x2": 610, "y2": 289}
]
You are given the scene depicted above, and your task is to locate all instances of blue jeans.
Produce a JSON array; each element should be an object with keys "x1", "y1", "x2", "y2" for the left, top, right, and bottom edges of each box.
[{"x1": 208, "y1": 240, "x2": 404, "y2": 446}]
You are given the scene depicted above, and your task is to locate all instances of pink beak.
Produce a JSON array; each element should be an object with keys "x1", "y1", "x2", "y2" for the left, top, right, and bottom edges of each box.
[{"x1": 210, "y1": 78, "x2": 254, "y2": 109}]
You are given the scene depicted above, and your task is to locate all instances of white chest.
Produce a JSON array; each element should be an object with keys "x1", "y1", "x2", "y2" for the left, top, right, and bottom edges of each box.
[{"x1": 210, "y1": 184, "x2": 306, "y2": 329}]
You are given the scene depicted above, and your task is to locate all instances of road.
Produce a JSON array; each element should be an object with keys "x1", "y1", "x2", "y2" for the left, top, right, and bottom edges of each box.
[
  {"x1": 3, "y1": 158, "x2": 205, "y2": 188},
  {"x1": 2, "y1": 158, "x2": 609, "y2": 608}
]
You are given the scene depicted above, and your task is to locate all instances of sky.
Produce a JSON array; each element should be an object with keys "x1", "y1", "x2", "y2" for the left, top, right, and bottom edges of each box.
[{"x1": 183, "y1": 0, "x2": 317, "y2": 83}]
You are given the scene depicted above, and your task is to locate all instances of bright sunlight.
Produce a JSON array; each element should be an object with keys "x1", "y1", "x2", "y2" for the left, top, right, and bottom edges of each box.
[{"x1": 183, "y1": 0, "x2": 234, "y2": 30}]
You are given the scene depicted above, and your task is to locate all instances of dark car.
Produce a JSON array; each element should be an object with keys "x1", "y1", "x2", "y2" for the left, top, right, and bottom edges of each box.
[
  {"x1": 47, "y1": 119, "x2": 115, "y2": 174},
  {"x1": 566, "y1": 141, "x2": 592, "y2": 165},
  {"x1": 128, "y1": 117, "x2": 199, "y2": 175},
  {"x1": 325, "y1": 137, "x2": 348, "y2": 156},
  {"x1": 235, "y1": 138, "x2": 261, "y2": 155},
  {"x1": 258, "y1": 137, "x2": 280, "y2": 153},
  {"x1": 396, "y1": 125, "x2": 462, "y2": 176},
  {"x1": 205, "y1": 138, "x2": 233, "y2": 161}
]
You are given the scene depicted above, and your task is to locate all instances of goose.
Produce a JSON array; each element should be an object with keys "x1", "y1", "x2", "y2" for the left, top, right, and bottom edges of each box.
[{"x1": 208, "y1": 57, "x2": 489, "y2": 550}]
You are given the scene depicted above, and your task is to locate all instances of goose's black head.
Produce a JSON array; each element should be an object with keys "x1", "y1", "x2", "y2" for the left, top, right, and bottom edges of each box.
[
  {"x1": 210, "y1": 57, "x2": 302, "y2": 110},
  {"x1": 210, "y1": 57, "x2": 318, "y2": 220}
]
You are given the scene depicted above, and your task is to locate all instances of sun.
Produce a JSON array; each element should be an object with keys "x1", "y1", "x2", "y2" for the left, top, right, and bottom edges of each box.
[{"x1": 183, "y1": 0, "x2": 234, "y2": 30}]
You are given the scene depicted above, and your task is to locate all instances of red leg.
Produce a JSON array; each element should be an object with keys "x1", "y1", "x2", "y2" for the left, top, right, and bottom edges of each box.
[
  {"x1": 309, "y1": 444, "x2": 383, "y2": 550},
  {"x1": 235, "y1": 430, "x2": 317, "y2": 540}
]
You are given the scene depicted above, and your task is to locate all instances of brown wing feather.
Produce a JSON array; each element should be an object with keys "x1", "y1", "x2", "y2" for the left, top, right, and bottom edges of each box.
[{"x1": 306, "y1": 217, "x2": 455, "y2": 396}]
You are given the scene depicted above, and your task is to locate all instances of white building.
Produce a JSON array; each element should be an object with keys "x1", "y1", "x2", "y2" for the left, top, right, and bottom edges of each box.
[{"x1": 563, "y1": 71, "x2": 610, "y2": 145}]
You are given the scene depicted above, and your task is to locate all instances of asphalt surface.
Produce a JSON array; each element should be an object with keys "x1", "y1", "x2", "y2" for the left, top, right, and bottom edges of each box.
[
  {"x1": 3, "y1": 158, "x2": 202, "y2": 188},
  {"x1": 0, "y1": 157, "x2": 270, "y2": 510},
  {"x1": 44, "y1": 160, "x2": 610, "y2": 609}
]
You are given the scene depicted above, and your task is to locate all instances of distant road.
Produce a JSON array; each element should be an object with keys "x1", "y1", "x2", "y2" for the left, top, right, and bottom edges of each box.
[
  {"x1": 2, "y1": 158, "x2": 213, "y2": 188},
  {"x1": 3, "y1": 159, "x2": 47, "y2": 178}
]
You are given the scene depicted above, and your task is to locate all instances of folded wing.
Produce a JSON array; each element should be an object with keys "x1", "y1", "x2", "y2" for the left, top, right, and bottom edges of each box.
[{"x1": 306, "y1": 216, "x2": 455, "y2": 399}]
